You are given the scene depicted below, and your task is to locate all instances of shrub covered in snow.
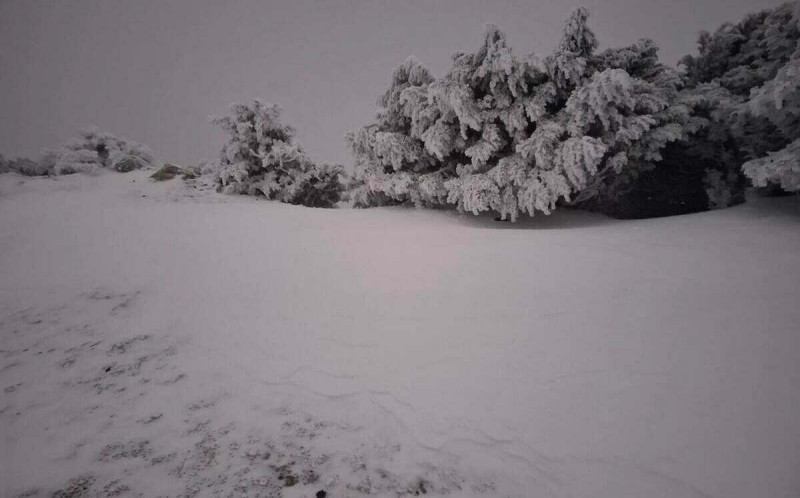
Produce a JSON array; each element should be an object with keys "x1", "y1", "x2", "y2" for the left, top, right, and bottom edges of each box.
[
  {"x1": 211, "y1": 100, "x2": 345, "y2": 208},
  {"x1": 680, "y1": 2, "x2": 800, "y2": 194},
  {"x1": 3, "y1": 156, "x2": 51, "y2": 176},
  {"x1": 0, "y1": 128, "x2": 156, "y2": 177},
  {"x1": 681, "y1": 3, "x2": 800, "y2": 99},
  {"x1": 740, "y1": 49, "x2": 800, "y2": 192},
  {"x1": 743, "y1": 139, "x2": 800, "y2": 192},
  {"x1": 604, "y1": 82, "x2": 748, "y2": 218},
  {"x1": 347, "y1": 8, "x2": 689, "y2": 220},
  {"x1": 46, "y1": 126, "x2": 155, "y2": 175},
  {"x1": 0, "y1": 153, "x2": 48, "y2": 176}
]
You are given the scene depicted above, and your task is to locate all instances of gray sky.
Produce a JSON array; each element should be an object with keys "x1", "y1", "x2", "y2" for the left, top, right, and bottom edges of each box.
[{"x1": 0, "y1": 0, "x2": 788, "y2": 168}]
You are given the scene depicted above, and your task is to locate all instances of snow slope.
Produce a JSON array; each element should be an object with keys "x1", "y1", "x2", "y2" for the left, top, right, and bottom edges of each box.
[{"x1": 1, "y1": 171, "x2": 799, "y2": 498}]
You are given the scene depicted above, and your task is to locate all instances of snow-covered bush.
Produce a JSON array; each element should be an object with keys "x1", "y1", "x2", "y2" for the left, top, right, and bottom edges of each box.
[
  {"x1": 7, "y1": 127, "x2": 156, "y2": 176},
  {"x1": 681, "y1": 3, "x2": 800, "y2": 99},
  {"x1": 212, "y1": 100, "x2": 344, "y2": 207},
  {"x1": 680, "y1": 2, "x2": 800, "y2": 194},
  {"x1": 4, "y1": 156, "x2": 51, "y2": 176},
  {"x1": 740, "y1": 43, "x2": 800, "y2": 192},
  {"x1": 0, "y1": 153, "x2": 46, "y2": 176},
  {"x1": 348, "y1": 8, "x2": 688, "y2": 220},
  {"x1": 48, "y1": 126, "x2": 155, "y2": 175},
  {"x1": 743, "y1": 139, "x2": 800, "y2": 192},
  {"x1": 605, "y1": 80, "x2": 747, "y2": 218}
]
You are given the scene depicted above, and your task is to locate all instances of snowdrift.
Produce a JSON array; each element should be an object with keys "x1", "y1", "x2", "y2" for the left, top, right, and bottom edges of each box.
[{"x1": 1, "y1": 171, "x2": 799, "y2": 497}]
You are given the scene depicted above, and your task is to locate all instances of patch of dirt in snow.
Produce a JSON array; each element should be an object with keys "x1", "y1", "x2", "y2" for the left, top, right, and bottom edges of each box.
[{"x1": 129, "y1": 169, "x2": 228, "y2": 205}]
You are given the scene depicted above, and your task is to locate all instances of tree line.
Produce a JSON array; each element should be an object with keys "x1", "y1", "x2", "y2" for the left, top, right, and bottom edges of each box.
[{"x1": 2, "y1": 3, "x2": 798, "y2": 217}]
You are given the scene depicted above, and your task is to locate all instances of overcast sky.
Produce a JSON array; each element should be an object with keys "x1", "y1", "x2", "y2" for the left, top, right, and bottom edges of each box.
[{"x1": 0, "y1": 0, "x2": 789, "y2": 168}]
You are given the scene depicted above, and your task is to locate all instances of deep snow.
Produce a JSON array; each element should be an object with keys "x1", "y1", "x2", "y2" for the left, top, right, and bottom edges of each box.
[{"x1": 1, "y1": 170, "x2": 799, "y2": 498}]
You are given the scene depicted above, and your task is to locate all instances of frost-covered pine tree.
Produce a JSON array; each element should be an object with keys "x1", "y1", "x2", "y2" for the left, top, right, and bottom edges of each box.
[
  {"x1": 562, "y1": 37, "x2": 688, "y2": 212},
  {"x1": 212, "y1": 100, "x2": 344, "y2": 207},
  {"x1": 435, "y1": 25, "x2": 557, "y2": 219},
  {"x1": 348, "y1": 8, "x2": 688, "y2": 220},
  {"x1": 345, "y1": 57, "x2": 443, "y2": 208},
  {"x1": 741, "y1": 45, "x2": 800, "y2": 191},
  {"x1": 681, "y1": 3, "x2": 800, "y2": 98},
  {"x1": 680, "y1": 2, "x2": 800, "y2": 195}
]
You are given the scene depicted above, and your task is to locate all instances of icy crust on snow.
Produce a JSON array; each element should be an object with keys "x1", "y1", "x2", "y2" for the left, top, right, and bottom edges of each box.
[{"x1": 1, "y1": 171, "x2": 800, "y2": 497}]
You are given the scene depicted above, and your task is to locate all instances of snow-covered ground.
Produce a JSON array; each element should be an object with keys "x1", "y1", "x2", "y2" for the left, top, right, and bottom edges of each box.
[{"x1": 1, "y1": 170, "x2": 799, "y2": 498}]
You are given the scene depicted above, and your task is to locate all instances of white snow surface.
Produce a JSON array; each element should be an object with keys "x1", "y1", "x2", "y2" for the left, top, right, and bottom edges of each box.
[{"x1": 1, "y1": 170, "x2": 799, "y2": 498}]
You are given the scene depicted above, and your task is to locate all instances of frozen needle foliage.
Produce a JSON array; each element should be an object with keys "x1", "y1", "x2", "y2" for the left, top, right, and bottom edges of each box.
[
  {"x1": 212, "y1": 100, "x2": 345, "y2": 208},
  {"x1": 348, "y1": 8, "x2": 688, "y2": 220}
]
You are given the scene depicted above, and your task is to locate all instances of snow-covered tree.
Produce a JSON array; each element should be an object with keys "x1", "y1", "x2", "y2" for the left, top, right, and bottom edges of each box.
[
  {"x1": 555, "y1": 1, "x2": 800, "y2": 216},
  {"x1": 212, "y1": 100, "x2": 344, "y2": 207},
  {"x1": 742, "y1": 139, "x2": 800, "y2": 191},
  {"x1": 681, "y1": 3, "x2": 800, "y2": 97},
  {"x1": 348, "y1": 8, "x2": 688, "y2": 220},
  {"x1": 680, "y1": 2, "x2": 800, "y2": 194},
  {"x1": 601, "y1": 78, "x2": 749, "y2": 218},
  {"x1": 565, "y1": 38, "x2": 688, "y2": 211},
  {"x1": 741, "y1": 35, "x2": 800, "y2": 191},
  {"x1": 345, "y1": 57, "x2": 442, "y2": 208}
]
